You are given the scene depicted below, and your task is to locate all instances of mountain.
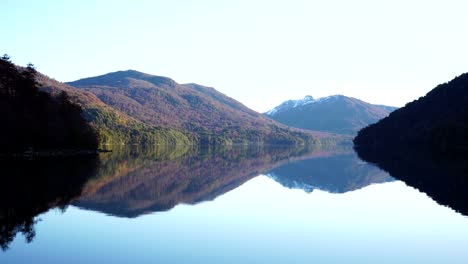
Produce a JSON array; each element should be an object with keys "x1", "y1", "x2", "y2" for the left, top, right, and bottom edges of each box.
[
  {"x1": 354, "y1": 73, "x2": 468, "y2": 154},
  {"x1": 38, "y1": 73, "x2": 191, "y2": 146},
  {"x1": 265, "y1": 95, "x2": 397, "y2": 134},
  {"x1": 66, "y1": 70, "x2": 316, "y2": 145},
  {"x1": 267, "y1": 151, "x2": 393, "y2": 193}
]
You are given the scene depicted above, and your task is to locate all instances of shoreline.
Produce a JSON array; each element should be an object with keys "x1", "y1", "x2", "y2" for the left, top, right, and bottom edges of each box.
[{"x1": 0, "y1": 148, "x2": 112, "y2": 160}]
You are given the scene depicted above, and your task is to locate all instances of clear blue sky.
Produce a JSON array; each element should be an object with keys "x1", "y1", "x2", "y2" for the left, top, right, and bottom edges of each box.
[{"x1": 2, "y1": 0, "x2": 468, "y2": 112}]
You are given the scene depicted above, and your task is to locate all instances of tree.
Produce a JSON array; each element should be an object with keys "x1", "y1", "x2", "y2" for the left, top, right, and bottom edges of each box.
[{"x1": 0, "y1": 55, "x2": 99, "y2": 152}]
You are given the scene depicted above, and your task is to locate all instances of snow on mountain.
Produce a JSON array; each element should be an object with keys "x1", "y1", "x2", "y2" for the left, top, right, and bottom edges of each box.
[
  {"x1": 264, "y1": 94, "x2": 397, "y2": 134},
  {"x1": 265, "y1": 95, "x2": 343, "y2": 116}
]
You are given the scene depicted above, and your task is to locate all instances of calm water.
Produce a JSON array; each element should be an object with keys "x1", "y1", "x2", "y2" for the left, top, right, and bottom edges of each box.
[{"x1": 1, "y1": 145, "x2": 467, "y2": 263}]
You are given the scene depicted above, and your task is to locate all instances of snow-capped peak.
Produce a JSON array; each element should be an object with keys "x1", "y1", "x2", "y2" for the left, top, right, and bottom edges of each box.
[
  {"x1": 265, "y1": 95, "x2": 344, "y2": 116},
  {"x1": 265, "y1": 95, "x2": 313, "y2": 115}
]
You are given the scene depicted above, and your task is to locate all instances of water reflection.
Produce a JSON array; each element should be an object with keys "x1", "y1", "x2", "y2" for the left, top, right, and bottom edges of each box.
[
  {"x1": 2, "y1": 142, "x2": 468, "y2": 257},
  {"x1": 73, "y1": 145, "x2": 316, "y2": 217},
  {"x1": 1, "y1": 145, "x2": 319, "y2": 251},
  {"x1": 3, "y1": 144, "x2": 468, "y2": 262},
  {"x1": 267, "y1": 151, "x2": 394, "y2": 193},
  {"x1": 0, "y1": 156, "x2": 98, "y2": 250},
  {"x1": 355, "y1": 147, "x2": 468, "y2": 216}
]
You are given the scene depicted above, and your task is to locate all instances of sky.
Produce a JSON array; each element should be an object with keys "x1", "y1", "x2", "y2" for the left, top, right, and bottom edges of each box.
[{"x1": 2, "y1": 0, "x2": 468, "y2": 112}]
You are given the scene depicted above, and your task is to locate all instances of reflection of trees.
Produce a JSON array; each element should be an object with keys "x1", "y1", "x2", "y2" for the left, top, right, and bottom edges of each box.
[
  {"x1": 74, "y1": 144, "x2": 318, "y2": 217},
  {"x1": 0, "y1": 144, "x2": 320, "y2": 250},
  {"x1": 0, "y1": 157, "x2": 98, "y2": 250},
  {"x1": 355, "y1": 147, "x2": 468, "y2": 216},
  {"x1": 0, "y1": 216, "x2": 36, "y2": 251}
]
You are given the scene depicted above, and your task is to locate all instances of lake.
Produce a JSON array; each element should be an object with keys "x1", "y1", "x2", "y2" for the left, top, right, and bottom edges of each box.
[{"x1": 1, "y1": 145, "x2": 467, "y2": 263}]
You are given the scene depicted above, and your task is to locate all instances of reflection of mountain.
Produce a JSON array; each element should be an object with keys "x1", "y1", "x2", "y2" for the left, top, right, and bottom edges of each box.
[
  {"x1": 267, "y1": 152, "x2": 393, "y2": 193},
  {"x1": 73, "y1": 145, "x2": 317, "y2": 218},
  {"x1": 0, "y1": 146, "x2": 318, "y2": 249},
  {"x1": 0, "y1": 156, "x2": 99, "y2": 251},
  {"x1": 356, "y1": 148, "x2": 468, "y2": 216}
]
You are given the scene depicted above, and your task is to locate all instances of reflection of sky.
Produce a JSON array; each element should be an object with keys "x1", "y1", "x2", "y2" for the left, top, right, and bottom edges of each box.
[{"x1": 3, "y1": 176, "x2": 468, "y2": 263}]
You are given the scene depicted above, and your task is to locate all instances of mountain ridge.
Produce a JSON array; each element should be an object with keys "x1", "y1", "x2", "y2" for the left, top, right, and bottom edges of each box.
[
  {"x1": 65, "y1": 70, "x2": 318, "y2": 146},
  {"x1": 37, "y1": 72, "x2": 191, "y2": 146},
  {"x1": 266, "y1": 94, "x2": 397, "y2": 135}
]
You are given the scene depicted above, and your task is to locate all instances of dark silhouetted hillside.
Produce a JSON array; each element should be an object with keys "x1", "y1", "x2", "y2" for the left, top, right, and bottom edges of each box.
[
  {"x1": 354, "y1": 73, "x2": 468, "y2": 154},
  {"x1": 0, "y1": 55, "x2": 98, "y2": 153}
]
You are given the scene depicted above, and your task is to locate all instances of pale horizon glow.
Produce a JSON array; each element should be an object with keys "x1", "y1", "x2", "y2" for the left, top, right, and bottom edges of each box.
[{"x1": 2, "y1": 0, "x2": 468, "y2": 112}]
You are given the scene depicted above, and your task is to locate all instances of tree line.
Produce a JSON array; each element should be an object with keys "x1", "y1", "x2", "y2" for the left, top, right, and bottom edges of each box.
[{"x1": 0, "y1": 55, "x2": 98, "y2": 153}]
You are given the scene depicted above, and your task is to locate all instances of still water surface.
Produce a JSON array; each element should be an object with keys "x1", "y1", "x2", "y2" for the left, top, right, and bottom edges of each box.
[{"x1": 1, "y1": 145, "x2": 467, "y2": 263}]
